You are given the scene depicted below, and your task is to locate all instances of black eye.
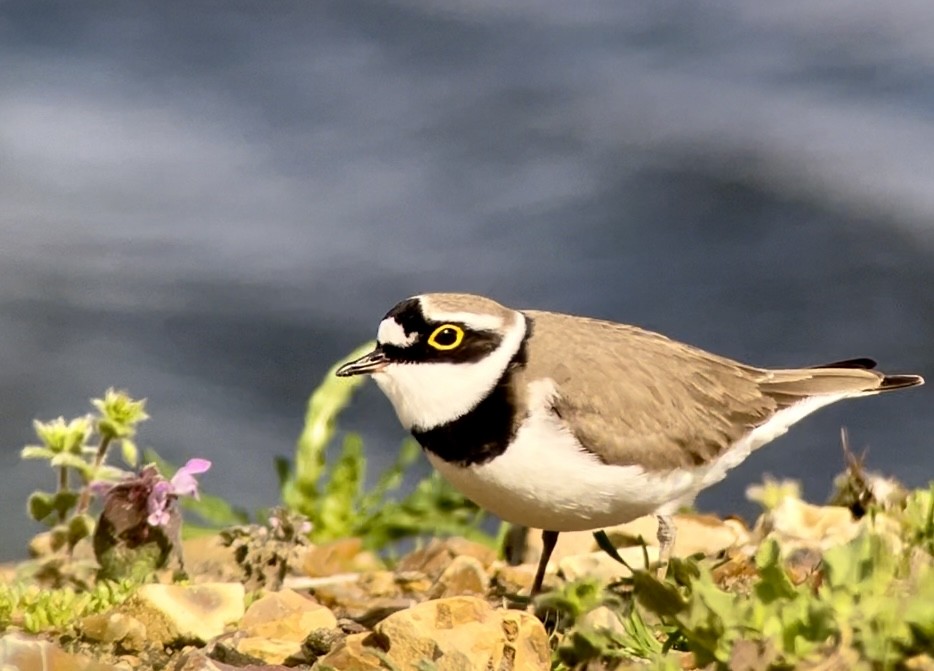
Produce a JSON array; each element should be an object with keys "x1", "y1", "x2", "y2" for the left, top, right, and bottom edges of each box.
[{"x1": 427, "y1": 324, "x2": 464, "y2": 350}]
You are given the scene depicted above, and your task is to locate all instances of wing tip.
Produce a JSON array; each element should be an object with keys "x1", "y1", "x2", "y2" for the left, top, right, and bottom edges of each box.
[
  {"x1": 880, "y1": 373, "x2": 925, "y2": 391},
  {"x1": 811, "y1": 357, "x2": 878, "y2": 370}
]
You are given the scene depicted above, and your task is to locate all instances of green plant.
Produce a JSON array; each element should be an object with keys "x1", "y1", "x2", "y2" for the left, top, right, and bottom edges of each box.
[
  {"x1": 218, "y1": 506, "x2": 311, "y2": 592},
  {"x1": 630, "y1": 529, "x2": 934, "y2": 668},
  {"x1": 278, "y1": 342, "x2": 494, "y2": 550},
  {"x1": 0, "y1": 578, "x2": 136, "y2": 634},
  {"x1": 20, "y1": 389, "x2": 147, "y2": 559}
]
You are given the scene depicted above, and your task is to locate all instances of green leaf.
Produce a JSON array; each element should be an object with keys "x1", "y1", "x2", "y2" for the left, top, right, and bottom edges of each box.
[
  {"x1": 358, "y1": 438, "x2": 420, "y2": 516},
  {"x1": 67, "y1": 513, "x2": 95, "y2": 546},
  {"x1": 51, "y1": 491, "x2": 80, "y2": 520},
  {"x1": 120, "y1": 439, "x2": 139, "y2": 467},
  {"x1": 753, "y1": 539, "x2": 797, "y2": 603},
  {"x1": 27, "y1": 492, "x2": 55, "y2": 523},
  {"x1": 180, "y1": 491, "x2": 250, "y2": 528},
  {"x1": 284, "y1": 341, "x2": 375, "y2": 512},
  {"x1": 633, "y1": 571, "x2": 687, "y2": 618},
  {"x1": 49, "y1": 452, "x2": 94, "y2": 475},
  {"x1": 20, "y1": 445, "x2": 57, "y2": 461},
  {"x1": 312, "y1": 433, "x2": 365, "y2": 542}
]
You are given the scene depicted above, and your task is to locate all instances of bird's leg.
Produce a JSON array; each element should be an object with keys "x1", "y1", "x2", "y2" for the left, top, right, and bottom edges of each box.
[
  {"x1": 656, "y1": 514, "x2": 675, "y2": 579},
  {"x1": 531, "y1": 530, "x2": 559, "y2": 597}
]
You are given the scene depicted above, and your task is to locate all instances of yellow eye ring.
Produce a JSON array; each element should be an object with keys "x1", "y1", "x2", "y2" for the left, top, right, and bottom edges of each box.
[{"x1": 427, "y1": 324, "x2": 464, "y2": 350}]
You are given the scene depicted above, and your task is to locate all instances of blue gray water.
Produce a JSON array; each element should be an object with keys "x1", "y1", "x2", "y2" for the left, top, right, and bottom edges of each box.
[{"x1": 1, "y1": 2, "x2": 933, "y2": 561}]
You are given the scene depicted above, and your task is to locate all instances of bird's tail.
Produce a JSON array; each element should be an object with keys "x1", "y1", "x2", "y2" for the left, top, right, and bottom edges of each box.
[{"x1": 761, "y1": 357, "x2": 923, "y2": 406}]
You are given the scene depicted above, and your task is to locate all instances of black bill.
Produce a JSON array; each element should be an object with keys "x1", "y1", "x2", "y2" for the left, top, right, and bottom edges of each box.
[{"x1": 335, "y1": 347, "x2": 389, "y2": 377}]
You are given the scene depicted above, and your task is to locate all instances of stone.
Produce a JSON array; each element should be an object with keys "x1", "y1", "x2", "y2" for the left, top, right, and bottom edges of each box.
[
  {"x1": 430, "y1": 555, "x2": 490, "y2": 598},
  {"x1": 235, "y1": 588, "x2": 337, "y2": 664},
  {"x1": 518, "y1": 513, "x2": 749, "y2": 570},
  {"x1": 312, "y1": 580, "x2": 415, "y2": 626},
  {"x1": 301, "y1": 537, "x2": 382, "y2": 577},
  {"x1": 174, "y1": 648, "x2": 292, "y2": 670},
  {"x1": 0, "y1": 632, "x2": 119, "y2": 671},
  {"x1": 240, "y1": 588, "x2": 337, "y2": 638},
  {"x1": 392, "y1": 570, "x2": 433, "y2": 596},
  {"x1": 180, "y1": 535, "x2": 243, "y2": 583},
  {"x1": 558, "y1": 545, "x2": 659, "y2": 583},
  {"x1": 372, "y1": 595, "x2": 550, "y2": 671},
  {"x1": 312, "y1": 632, "x2": 385, "y2": 671},
  {"x1": 755, "y1": 498, "x2": 860, "y2": 551},
  {"x1": 490, "y1": 562, "x2": 558, "y2": 596},
  {"x1": 80, "y1": 612, "x2": 148, "y2": 651},
  {"x1": 396, "y1": 537, "x2": 497, "y2": 580},
  {"x1": 357, "y1": 570, "x2": 400, "y2": 598},
  {"x1": 604, "y1": 513, "x2": 750, "y2": 557},
  {"x1": 125, "y1": 582, "x2": 245, "y2": 645},
  {"x1": 578, "y1": 606, "x2": 627, "y2": 638}
]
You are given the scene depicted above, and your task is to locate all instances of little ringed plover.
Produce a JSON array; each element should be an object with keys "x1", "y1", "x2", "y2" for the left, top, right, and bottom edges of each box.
[{"x1": 336, "y1": 293, "x2": 924, "y2": 595}]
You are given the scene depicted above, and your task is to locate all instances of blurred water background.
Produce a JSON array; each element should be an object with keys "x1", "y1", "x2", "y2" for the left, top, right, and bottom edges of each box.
[{"x1": 1, "y1": 1, "x2": 933, "y2": 560}]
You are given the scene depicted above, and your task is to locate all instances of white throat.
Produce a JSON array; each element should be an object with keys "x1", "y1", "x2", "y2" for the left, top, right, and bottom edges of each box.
[{"x1": 372, "y1": 313, "x2": 527, "y2": 431}]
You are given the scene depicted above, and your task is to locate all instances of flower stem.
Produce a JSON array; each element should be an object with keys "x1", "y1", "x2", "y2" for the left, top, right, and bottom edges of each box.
[
  {"x1": 57, "y1": 466, "x2": 69, "y2": 523},
  {"x1": 76, "y1": 434, "x2": 113, "y2": 515}
]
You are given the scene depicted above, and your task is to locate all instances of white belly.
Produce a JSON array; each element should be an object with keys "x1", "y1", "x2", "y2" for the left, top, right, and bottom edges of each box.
[
  {"x1": 425, "y1": 403, "x2": 698, "y2": 531},
  {"x1": 424, "y1": 384, "x2": 856, "y2": 532}
]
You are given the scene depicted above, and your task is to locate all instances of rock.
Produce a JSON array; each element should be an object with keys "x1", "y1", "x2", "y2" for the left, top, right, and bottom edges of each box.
[
  {"x1": 518, "y1": 513, "x2": 749, "y2": 570},
  {"x1": 604, "y1": 513, "x2": 750, "y2": 557},
  {"x1": 301, "y1": 537, "x2": 382, "y2": 577},
  {"x1": 396, "y1": 537, "x2": 497, "y2": 579},
  {"x1": 357, "y1": 570, "x2": 400, "y2": 598},
  {"x1": 490, "y1": 562, "x2": 558, "y2": 596},
  {"x1": 240, "y1": 588, "x2": 337, "y2": 638},
  {"x1": 0, "y1": 632, "x2": 120, "y2": 671},
  {"x1": 173, "y1": 648, "x2": 292, "y2": 670},
  {"x1": 312, "y1": 632, "x2": 385, "y2": 671},
  {"x1": 180, "y1": 535, "x2": 243, "y2": 583},
  {"x1": 392, "y1": 570, "x2": 433, "y2": 596},
  {"x1": 302, "y1": 627, "x2": 345, "y2": 659},
  {"x1": 80, "y1": 612, "x2": 148, "y2": 651},
  {"x1": 578, "y1": 606, "x2": 627, "y2": 638},
  {"x1": 125, "y1": 582, "x2": 245, "y2": 645},
  {"x1": 235, "y1": 589, "x2": 337, "y2": 664},
  {"x1": 233, "y1": 638, "x2": 305, "y2": 667},
  {"x1": 755, "y1": 498, "x2": 860, "y2": 551},
  {"x1": 430, "y1": 555, "x2": 490, "y2": 598},
  {"x1": 558, "y1": 545, "x2": 659, "y2": 583},
  {"x1": 312, "y1": 578, "x2": 415, "y2": 627},
  {"x1": 372, "y1": 595, "x2": 550, "y2": 670}
]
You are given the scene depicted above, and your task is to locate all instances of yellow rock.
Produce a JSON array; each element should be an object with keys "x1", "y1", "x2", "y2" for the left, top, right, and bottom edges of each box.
[
  {"x1": 373, "y1": 595, "x2": 550, "y2": 671},
  {"x1": 519, "y1": 513, "x2": 750, "y2": 569},
  {"x1": 0, "y1": 632, "x2": 119, "y2": 671},
  {"x1": 129, "y1": 582, "x2": 245, "y2": 644},
  {"x1": 240, "y1": 588, "x2": 337, "y2": 639},
  {"x1": 558, "y1": 545, "x2": 659, "y2": 583},
  {"x1": 301, "y1": 537, "x2": 382, "y2": 577},
  {"x1": 237, "y1": 588, "x2": 338, "y2": 664},
  {"x1": 430, "y1": 555, "x2": 490, "y2": 598},
  {"x1": 757, "y1": 498, "x2": 860, "y2": 551},
  {"x1": 313, "y1": 632, "x2": 385, "y2": 670}
]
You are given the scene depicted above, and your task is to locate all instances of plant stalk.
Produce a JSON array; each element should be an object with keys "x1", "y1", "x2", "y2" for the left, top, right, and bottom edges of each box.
[{"x1": 75, "y1": 435, "x2": 112, "y2": 515}]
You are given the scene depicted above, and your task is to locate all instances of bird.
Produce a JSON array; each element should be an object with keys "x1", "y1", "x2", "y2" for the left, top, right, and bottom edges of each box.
[{"x1": 335, "y1": 293, "x2": 924, "y2": 596}]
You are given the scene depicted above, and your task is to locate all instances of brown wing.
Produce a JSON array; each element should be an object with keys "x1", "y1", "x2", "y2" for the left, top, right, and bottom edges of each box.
[{"x1": 516, "y1": 310, "x2": 916, "y2": 470}]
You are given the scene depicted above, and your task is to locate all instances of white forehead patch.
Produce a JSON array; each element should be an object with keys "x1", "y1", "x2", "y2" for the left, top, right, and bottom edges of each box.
[{"x1": 377, "y1": 318, "x2": 417, "y2": 347}]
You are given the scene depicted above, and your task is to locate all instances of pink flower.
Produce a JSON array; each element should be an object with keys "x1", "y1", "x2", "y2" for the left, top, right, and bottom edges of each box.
[{"x1": 145, "y1": 458, "x2": 212, "y2": 527}]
